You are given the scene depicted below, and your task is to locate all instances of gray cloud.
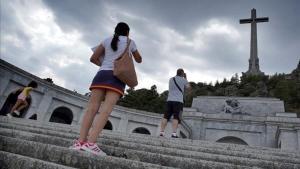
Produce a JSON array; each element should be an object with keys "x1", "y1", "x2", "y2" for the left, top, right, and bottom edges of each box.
[{"x1": 1, "y1": 0, "x2": 299, "y2": 93}]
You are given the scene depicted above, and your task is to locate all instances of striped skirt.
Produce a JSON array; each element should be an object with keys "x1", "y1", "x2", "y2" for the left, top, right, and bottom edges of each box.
[{"x1": 89, "y1": 70, "x2": 125, "y2": 96}]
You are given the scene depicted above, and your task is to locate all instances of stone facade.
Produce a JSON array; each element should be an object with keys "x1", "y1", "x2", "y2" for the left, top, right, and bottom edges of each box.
[
  {"x1": 0, "y1": 59, "x2": 190, "y2": 138},
  {"x1": 191, "y1": 96, "x2": 285, "y2": 116},
  {"x1": 1, "y1": 59, "x2": 299, "y2": 151},
  {"x1": 182, "y1": 96, "x2": 300, "y2": 150}
]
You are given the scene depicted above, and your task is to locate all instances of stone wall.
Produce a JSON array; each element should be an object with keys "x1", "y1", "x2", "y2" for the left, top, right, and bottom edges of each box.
[
  {"x1": 192, "y1": 96, "x2": 285, "y2": 116},
  {"x1": 182, "y1": 108, "x2": 300, "y2": 150},
  {"x1": 0, "y1": 59, "x2": 190, "y2": 138},
  {"x1": 1, "y1": 59, "x2": 300, "y2": 151}
]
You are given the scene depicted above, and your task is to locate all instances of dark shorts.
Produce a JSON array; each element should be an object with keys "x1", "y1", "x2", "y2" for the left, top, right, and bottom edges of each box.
[
  {"x1": 89, "y1": 70, "x2": 125, "y2": 96},
  {"x1": 163, "y1": 101, "x2": 183, "y2": 123}
]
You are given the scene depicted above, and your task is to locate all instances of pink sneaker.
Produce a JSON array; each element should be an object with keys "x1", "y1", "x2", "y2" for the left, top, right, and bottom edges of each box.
[
  {"x1": 81, "y1": 142, "x2": 107, "y2": 156},
  {"x1": 159, "y1": 131, "x2": 165, "y2": 137},
  {"x1": 13, "y1": 110, "x2": 20, "y2": 116},
  {"x1": 6, "y1": 113, "x2": 13, "y2": 119},
  {"x1": 69, "y1": 139, "x2": 84, "y2": 150}
]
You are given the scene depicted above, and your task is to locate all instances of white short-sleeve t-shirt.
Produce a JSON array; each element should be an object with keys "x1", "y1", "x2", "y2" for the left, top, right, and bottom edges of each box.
[
  {"x1": 98, "y1": 35, "x2": 137, "y2": 71},
  {"x1": 167, "y1": 76, "x2": 189, "y2": 103}
]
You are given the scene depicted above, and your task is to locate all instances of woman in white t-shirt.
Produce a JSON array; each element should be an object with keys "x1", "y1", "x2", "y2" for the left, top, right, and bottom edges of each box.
[{"x1": 70, "y1": 22, "x2": 142, "y2": 155}]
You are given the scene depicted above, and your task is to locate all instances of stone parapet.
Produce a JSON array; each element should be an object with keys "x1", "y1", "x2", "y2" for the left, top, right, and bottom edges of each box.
[
  {"x1": 0, "y1": 59, "x2": 88, "y2": 100},
  {"x1": 183, "y1": 112, "x2": 300, "y2": 125},
  {"x1": 192, "y1": 96, "x2": 285, "y2": 116}
]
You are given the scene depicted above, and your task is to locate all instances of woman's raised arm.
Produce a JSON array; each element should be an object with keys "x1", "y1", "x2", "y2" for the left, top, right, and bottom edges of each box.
[
  {"x1": 90, "y1": 44, "x2": 105, "y2": 66},
  {"x1": 132, "y1": 50, "x2": 142, "y2": 63}
]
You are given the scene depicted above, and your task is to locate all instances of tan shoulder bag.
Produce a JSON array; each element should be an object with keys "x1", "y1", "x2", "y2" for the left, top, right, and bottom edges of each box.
[{"x1": 113, "y1": 38, "x2": 138, "y2": 88}]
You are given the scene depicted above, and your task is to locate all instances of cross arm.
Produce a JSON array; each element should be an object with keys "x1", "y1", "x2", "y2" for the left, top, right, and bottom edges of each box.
[
  {"x1": 240, "y1": 19, "x2": 252, "y2": 24},
  {"x1": 255, "y1": 17, "x2": 269, "y2": 23}
]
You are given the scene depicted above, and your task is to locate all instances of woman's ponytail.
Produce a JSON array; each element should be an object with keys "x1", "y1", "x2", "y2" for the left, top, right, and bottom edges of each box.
[
  {"x1": 111, "y1": 34, "x2": 119, "y2": 51},
  {"x1": 110, "y1": 22, "x2": 130, "y2": 51}
]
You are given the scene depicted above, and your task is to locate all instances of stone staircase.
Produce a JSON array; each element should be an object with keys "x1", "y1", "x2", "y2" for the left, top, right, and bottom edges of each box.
[{"x1": 0, "y1": 116, "x2": 299, "y2": 169}]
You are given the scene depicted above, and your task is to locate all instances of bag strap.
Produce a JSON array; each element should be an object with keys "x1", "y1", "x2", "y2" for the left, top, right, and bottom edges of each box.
[
  {"x1": 120, "y1": 38, "x2": 131, "y2": 56},
  {"x1": 173, "y1": 77, "x2": 183, "y2": 94}
]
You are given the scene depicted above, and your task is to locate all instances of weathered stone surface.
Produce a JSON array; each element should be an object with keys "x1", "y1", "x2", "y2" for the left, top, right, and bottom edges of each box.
[
  {"x1": 0, "y1": 136, "x2": 177, "y2": 169},
  {"x1": 191, "y1": 96, "x2": 284, "y2": 116},
  {"x1": 186, "y1": 96, "x2": 300, "y2": 149},
  {"x1": 1, "y1": 117, "x2": 300, "y2": 157},
  {"x1": 0, "y1": 128, "x2": 271, "y2": 169},
  {"x1": 1, "y1": 117, "x2": 300, "y2": 169},
  {"x1": 0, "y1": 151, "x2": 78, "y2": 169},
  {"x1": 1, "y1": 117, "x2": 299, "y2": 159}
]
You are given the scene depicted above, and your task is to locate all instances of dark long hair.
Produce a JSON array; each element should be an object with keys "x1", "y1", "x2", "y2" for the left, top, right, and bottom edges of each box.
[
  {"x1": 111, "y1": 22, "x2": 130, "y2": 51},
  {"x1": 27, "y1": 81, "x2": 38, "y2": 88}
]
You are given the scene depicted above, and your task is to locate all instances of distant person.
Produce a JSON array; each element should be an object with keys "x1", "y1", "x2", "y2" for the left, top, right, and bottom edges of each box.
[
  {"x1": 7, "y1": 81, "x2": 38, "y2": 118},
  {"x1": 159, "y1": 68, "x2": 190, "y2": 138},
  {"x1": 70, "y1": 22, "x2": 142, "y2": 156}
]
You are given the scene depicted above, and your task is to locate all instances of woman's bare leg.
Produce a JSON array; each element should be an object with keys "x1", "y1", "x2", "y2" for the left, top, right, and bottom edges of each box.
[
  {"x1": 79, "y1": 89, "x2": 105, "y2": 142},
  {"x1": 88, "y1": 90, "x2": 120, "y2": 143},
  {"x1": 16, "y1": 100, "x2": 28, "y2": 112},
  {"x1": 10, "y1": 100, "x2": 24, "y2": 113}
]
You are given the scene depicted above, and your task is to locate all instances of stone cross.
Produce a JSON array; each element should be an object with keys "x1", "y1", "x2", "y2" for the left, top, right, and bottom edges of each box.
[{"x1": 240, "y1": 8, "x2": 268, "y2": 75}]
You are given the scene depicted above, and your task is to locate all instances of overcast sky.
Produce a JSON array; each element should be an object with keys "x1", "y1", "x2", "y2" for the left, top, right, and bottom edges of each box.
[{"x1": 1, "y1": 0, "x2": 299, "y2": 94}]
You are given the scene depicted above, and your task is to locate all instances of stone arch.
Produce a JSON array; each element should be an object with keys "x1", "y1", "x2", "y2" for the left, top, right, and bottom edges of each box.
[
  {"x1": 180, "y1": 131, "x2": 187, "y2": 139},
  {"x1": 29, "y1": 114, "x2": 37, "y2": 120},
  {"x1": 132, "y1": 127, "x2": 151, "y2": 135},
  {"x1": 216, "y1": 136, "x2": 248, "y2": 145},
  {"x1": 104, "y1": 120, "x2": 113, "y2": 130},
  {"x1": 0, "y1": 89, "x2": 32, "y2": 117},
  {"x1": 49, "y1": 106, "x2": 73, "y2": 124}
]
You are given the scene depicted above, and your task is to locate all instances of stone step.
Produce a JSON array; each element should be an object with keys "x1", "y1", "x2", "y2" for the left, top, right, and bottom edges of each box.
[
  {"x1": 1, "y1": 124, "x2": 300, "y2": 169},
  {"x1": 1, "y1": 116, "x2": 299, "y2": 157},
  {"x1": 0, "y1": 151, "x2": 78, "y2": 169},
  {"x1": 1, "y1": 120, "x2": 300, "y2": 163},
  {"x1": 0, "y1": 117, "x2": 300, "y2": 158},
  {"x1": 0, "y1": 135, "x2": 178, "y2": 169},
  {"x1": 0, "y1": 128, "x2": 261, "y2": 169},
  {"x1": 101, "y1": 132, "x2": 300, "y2": 159}
]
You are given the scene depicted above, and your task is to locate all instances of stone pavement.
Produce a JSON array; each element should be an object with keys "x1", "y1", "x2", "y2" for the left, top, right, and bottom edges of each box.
[{"x1": 0, "y1": 116, "x2": 299, "y2": 169}]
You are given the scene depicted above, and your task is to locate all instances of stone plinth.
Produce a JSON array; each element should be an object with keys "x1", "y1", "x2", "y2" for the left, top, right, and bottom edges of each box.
[
  {"x1": 277, "y1": 127, "x2": 300, "y2": 151},
  {"x1": 276, "y1": 112, "x2": 298, "y2": 118},
  {"x1": 191, "y1": 96, "x2": 285, "y2": 116}
]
